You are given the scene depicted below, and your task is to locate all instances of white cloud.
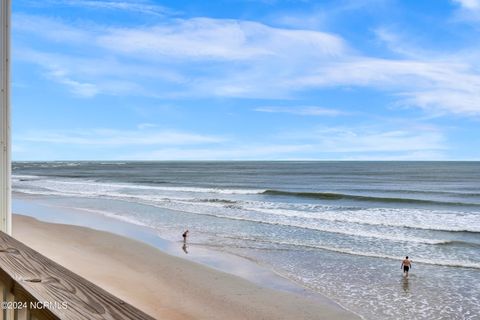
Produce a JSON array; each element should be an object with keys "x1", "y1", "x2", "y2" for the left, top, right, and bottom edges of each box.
[
  {"x1": 13, "y1": 123, "x2": 447, "y2": 161},
  {"x1": 45, "y1": 66, "x2": 100, "y2": 97},
  {"x1": 14, "y1": 14, "x2": 346, "y2": 98},
  {"x1": 114, "y1": 125, "x2": 446, "y2": 160},
  {"x1": 373, "y1": 28, "x2": 422, "y2": 58},
  {"x1": 276, "y1": 123, "x2": 447, "y2": 154},
  {"x1": 14, "y1": 14, "x2": 91, "y2": 44},
  {"x1": 254, "y1": 106, "x2": 346, "y2": 116},
  {"x1": 126, "y1": 144, "x2": 314, "y2": 161},
  {"x1": 33, "y1": 0, "x2": 172, "y2": 16},
  {"x1": 341, "y1": 150, "x2": 447, "y2": 161},
  {"x1": 13, "y1": 13, "x2": 480, "y2": 114},
  {"x1": 452, "y1": 0, "x2": 480, "y2": 22},
  {"x1": 96, "y1": 18, "x2": 346, "y2": 60},
  {"x1": 15, "y1": 48, "x2": 175, "y2": 97},
  {"x1": 311, "y1": 127, "x2": 446, "y2": 153},
  {"x1": 289, "y1": 58, "x2": 480, "y2": 115},
  {"x1": 453, "y1": 0, "x2": 480, "y2": 9},
  {"x1": 16, "y1": 129, "x2": 225, "y2": 146}
]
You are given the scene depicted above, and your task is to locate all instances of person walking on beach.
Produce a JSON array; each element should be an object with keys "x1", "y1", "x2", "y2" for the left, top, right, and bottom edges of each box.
[
  {"x1": 401, "y1": 256, "x2": 412, "y2": 277},
  {"x1": 182, "y1": 230, "x2": 189, "y2": 243}
]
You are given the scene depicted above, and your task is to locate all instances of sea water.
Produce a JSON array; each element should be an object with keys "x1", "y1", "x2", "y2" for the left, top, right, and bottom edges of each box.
[{"x1": 12, "y1": 161, "x2": 480, "y2": 320}]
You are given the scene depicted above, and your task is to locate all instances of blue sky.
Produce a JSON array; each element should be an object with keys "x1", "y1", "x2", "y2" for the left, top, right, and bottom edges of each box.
[{"x1": 11, "y1": 0, "x2": 480, "y2": 160}]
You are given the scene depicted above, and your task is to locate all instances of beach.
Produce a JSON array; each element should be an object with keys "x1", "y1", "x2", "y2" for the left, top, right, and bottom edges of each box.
[
  {"x1": 12, "y1": 214, "x2": 358, "y2": 320},
  {"x1": 12, "y1": 161, "x2": 480, "y2": 319}
]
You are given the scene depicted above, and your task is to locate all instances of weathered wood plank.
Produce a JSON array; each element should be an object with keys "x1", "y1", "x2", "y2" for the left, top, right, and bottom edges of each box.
[
  {"x1": 0, "y1": 232, "x2": 155, "y2": 320},
  {"x1": 14, "y1": 304, "x2": 28, "y2": 320},
  {"x1": 4, "y1": 285, "x2": 14, "y2": 320}
]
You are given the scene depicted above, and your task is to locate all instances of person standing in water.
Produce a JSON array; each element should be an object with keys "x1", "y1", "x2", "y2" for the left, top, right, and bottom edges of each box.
[{"x1": 401, "y1": 256, "x2": 412, "y2": 277}]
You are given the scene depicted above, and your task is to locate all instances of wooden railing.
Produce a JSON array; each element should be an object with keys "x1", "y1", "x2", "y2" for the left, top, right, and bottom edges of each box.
[{"x1": 0, "y1": 232, "x2": 155, "y2": 320}]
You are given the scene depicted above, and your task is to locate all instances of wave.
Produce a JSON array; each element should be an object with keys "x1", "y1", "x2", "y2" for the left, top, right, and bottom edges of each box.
[
  {"x1": 139, "y1": 202, "x2": 460, "y2": 245},
  {"x1": 13, "y1": 177, "x2": 265, "y2": 195},
  {"x1": 346, "y1": 188, "x2": 480, "y2": 198},
  {"x1": 64, "y1": 207, "x2": 152, "y2": 229},
  {"x1": 12, "y1": 175, "x2": 42, "y2": 182},
  {"x1": 197, "y1": 198, "x2": 238, "y2": 204},
  {"x1": 12, "y1": 175, "x2": 480, "y2": 233},
  {"x1": 305, "y1": 246, "x2": 480, "y2": 269},
  {"x1": 18, "y1": 162, "x2": 83, "y2": 168},
  {"x1": 98, "y1": 162, "x2": 128, "y2": 165},
  {"x1": 39, "y1": 201, "x2": 480, "y2": 270},
  {"x1": 13, "y1": 181, "x2": 480, "y2": 233},
  {"x1": 13, "y1": 176, "x2": 480, "y2": 207},
  {"x1": 129, "y1": 179, "x2": 168, "y2": 184},
  {"x1": 225, "y1": 235, "x2": 480, "y2": 270},
  {"x1": 14, "y1": 188, "x2": 480, "y2": 270},
  {"x1": 244, "y1": 205, "x2": 480, "y2": 233},
  {"x1": 261, "y1": 190, "x2": 479, "y2": 207},
  {"x1": 34, "y1": 191, "x2": 453, "y2": 245},
  {"x1": 437, "y1": 240, "x2": 480, "y2": 248}
]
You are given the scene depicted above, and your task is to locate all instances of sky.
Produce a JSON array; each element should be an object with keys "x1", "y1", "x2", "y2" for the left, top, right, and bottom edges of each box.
[{"x1": 11, "y1": 0, "x2": 480, "y2": 160}]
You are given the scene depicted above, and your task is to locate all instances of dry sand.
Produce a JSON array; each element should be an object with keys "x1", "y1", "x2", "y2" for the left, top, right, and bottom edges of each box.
[{"x1": 13, "y1": 214, "x2": 360, "y2": 320}]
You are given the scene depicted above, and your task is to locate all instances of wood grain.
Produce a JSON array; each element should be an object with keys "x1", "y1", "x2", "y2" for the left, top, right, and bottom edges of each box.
[{"x1": 0, "y1": 231, "x2": 155, "y2": 320}]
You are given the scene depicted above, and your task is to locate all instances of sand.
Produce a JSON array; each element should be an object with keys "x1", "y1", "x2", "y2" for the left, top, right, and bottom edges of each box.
[{"x1": 12, "y1": 214, "x2": 360, "y2": 320}]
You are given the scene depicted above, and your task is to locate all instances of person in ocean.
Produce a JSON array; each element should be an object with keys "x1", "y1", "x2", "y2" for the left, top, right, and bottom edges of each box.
[
  {"x1": 182, "y1": 229, "x2": 189, "y2": 243},
  {"x1": 401, "y1": 256, "x2": 412, "y2": 277}
]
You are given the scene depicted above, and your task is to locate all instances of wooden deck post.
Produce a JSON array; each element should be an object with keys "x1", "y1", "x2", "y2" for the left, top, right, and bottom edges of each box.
[{"x1": 0, "y1": 0, "x2": 11, "y2": 235}]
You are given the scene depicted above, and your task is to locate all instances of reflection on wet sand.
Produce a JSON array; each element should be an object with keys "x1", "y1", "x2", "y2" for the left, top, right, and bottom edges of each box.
[{"x1": 402, "y1": 277, "x2": 410, "y2": 293}]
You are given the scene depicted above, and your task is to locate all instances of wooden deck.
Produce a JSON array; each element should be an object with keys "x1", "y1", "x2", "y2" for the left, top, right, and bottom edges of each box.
[{"x1": 0, "y1": 231, "x2": 155, "y2": 320}]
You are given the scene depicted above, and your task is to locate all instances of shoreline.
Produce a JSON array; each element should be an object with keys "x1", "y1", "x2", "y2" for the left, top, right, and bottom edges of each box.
[
  {"x1": 12, "y1": 212, "x2": 360, "y2": 319},
  {"x1": 12, "y1": 194, "x2": 320, "y2": 297}
]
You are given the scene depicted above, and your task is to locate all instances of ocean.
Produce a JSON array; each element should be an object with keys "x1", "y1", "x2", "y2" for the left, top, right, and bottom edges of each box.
[{"x1": 12, "y1": 161, "x2": 480, "y2": 320}]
